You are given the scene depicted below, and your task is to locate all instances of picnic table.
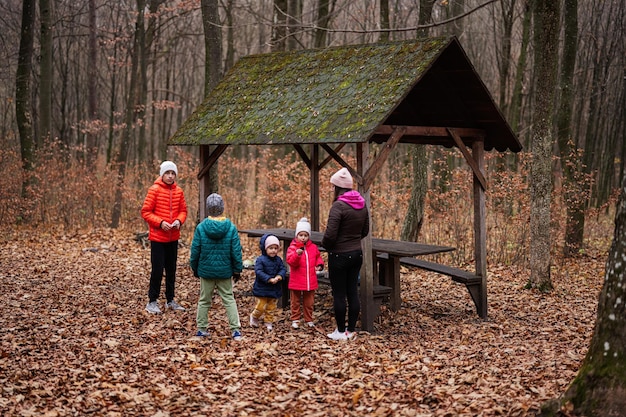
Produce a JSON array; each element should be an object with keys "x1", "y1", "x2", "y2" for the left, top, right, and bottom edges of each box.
[{"x1": 239, "y1": 228, "x2": 455, "y2": 313}]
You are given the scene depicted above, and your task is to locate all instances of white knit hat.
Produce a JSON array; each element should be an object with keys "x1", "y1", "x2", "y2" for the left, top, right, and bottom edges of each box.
[
  {"x1": 295, "y1": 217, "x2": 311, "y2": 236},
  {"x1": 160, "y1": 161, "x2": 178, "y2": 176},
  {"x1": 264, "y1": 235, "x2": 280, "y2": 250},
  {"x1": 330, "y1": 167, "x2": 353, "y2": 189}
]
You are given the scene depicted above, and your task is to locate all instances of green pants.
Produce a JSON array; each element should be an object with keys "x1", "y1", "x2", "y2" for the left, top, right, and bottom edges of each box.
[{"x1": 196, "y1": 278, "x2": 241, "y2": 332}]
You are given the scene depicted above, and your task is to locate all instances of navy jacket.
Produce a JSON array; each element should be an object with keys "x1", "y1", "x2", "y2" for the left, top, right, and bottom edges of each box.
[{"x1": 252, "y1": 234, "x2": 286, "y2": 298}]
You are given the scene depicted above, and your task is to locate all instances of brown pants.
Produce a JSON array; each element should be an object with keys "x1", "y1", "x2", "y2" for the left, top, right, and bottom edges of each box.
[{"x1": 290, "y1": 290, "x2": 315, "y2": 323}]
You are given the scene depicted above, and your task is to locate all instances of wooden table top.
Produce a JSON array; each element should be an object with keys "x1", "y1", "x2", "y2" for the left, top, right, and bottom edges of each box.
[{"x1": 240, "y1": 228, "x2": 454, "y2": 257}]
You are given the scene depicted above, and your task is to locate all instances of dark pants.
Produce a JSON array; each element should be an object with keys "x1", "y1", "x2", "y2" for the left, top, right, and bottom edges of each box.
[
  {"x1": 328, "y1": 250, "x2": 362, "y2": 332},
  {"x1": 148, "y1": 240, "x2": 178, "y2": 303}
]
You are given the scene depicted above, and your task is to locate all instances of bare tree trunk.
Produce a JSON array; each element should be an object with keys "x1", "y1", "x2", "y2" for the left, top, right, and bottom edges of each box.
[
  {"x1": 379, "y1": 0, "x2": 390, "y2": 42},
  {"x1": 314, "y1": 0, "x2": 335, "y2": 48},
  {"x1": 39, "y1": 0, "x2": 53, "y2": 146},
  {"x1": 541, "y1": 171, "x2": 626, "y2": 416},
  {"x1": 557, "y1": 0, "x2": 581, "y2": 258},
  {"x1": 509, "y1": 0, "x2": 531, "y2": 141},
  {"x1": 224, "y1": 0, "x2": 235, "y2": 71},
  {"x1": 111, "y1": 0, "x2": 145, "y2": 228},
  {"x1": 16, "y1": 0, "x2": 36, "y2": 198},
  {"x1": 86, "y1": 0, "x2": 98, "y2": 166},
  {"x1": 200, "y1": 0, "x2": 224, "y2": 220},
  {"x1": 272, "y1": 0, "x2": 287, "y2": 51},
  {"x1": 401, "y1": 145, "x2": 427, "y2": 241},
  {"x1": 528, "y1": 0, "x2": 560, "y2": 291},
  {"x1": 286, "y1": 0, "x2": 299, "y2": 50},
  {"x1": 400, "y1": 0, "x2": 433, "y2": 241}
]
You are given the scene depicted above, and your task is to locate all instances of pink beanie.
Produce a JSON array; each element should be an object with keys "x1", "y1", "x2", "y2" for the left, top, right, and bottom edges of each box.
[
  {"x1": 330, "y1": 167, "x2": 353, "y2": 189},
  {"x1": 264, "y1": 235, "x2": 280, "y2": 250}
]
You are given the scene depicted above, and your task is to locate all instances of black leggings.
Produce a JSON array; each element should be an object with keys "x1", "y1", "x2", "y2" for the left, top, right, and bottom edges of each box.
[
  {"x1": 148, "y1": 240, "x2": 178, "y2": 303},
  {"x1": 328, "y1": 250, "x2": 362, "y2": 332}
]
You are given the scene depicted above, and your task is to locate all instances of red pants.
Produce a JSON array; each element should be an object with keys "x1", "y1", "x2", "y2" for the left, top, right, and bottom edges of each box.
[{"x1": 290, "y1": 290, "x2": 315, "y2": 323}]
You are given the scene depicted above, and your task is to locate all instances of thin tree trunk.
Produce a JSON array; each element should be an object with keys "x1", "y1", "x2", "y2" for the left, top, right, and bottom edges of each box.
[
  {"x1": 39, "y1": 0, "x2": 53, "y2": 146},
  {"x1": 379, "y1": 0, "x2": 390, "y2": 42},
  {"x1": 314, "y1": 0, "x2": 334, "y2": 48},
  {"x1": 16, "y1": 0, "x2": 36, "y2": 199},
  {"x1": 272, "y1": 0, "x2": 287, "y2": 51},
  {"x1": 557, "y1": 0, "x2": 581, "y2": 257},
  {"x1": 528, "y1": 0, "x2": 559, "y2": 291},
  {"x1": 509, "y1": 0, "x2": 531, "y2": 140},
  {"x1": 111, "y1": 0, "x2": 145, "y2": 228},
  {"x1": 87, "y1": 0, "x2": 98, "y2": 166},
  {"x1": 200, "y1": 0, "x2": 223, "y2": 220},
  {"x1": 400, "y1": 0, "x2": 433, "y2": 241}
]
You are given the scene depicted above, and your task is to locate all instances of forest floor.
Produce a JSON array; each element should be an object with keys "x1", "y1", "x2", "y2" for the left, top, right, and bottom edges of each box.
[{"x1": 0, "y1": 228, "x2": 606, "y2": 417}]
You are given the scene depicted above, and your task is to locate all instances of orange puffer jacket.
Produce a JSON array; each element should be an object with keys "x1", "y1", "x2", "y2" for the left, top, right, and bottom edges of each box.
[{"x1": 141, "y1": 177, "x2": 188, "y2": 243}]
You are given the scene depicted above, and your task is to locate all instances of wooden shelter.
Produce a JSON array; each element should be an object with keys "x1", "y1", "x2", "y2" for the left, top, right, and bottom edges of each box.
[{"x1": 169, "y1": 36, "x2": 522, "y2": 332}]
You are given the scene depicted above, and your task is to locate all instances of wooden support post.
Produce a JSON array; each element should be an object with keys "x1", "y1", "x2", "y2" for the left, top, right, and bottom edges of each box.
[
  {"x1": 357, "y1": 142, "x2": 375, "y2": 333},
  {"x1": 198, "y1": 145, "x2": 211, "y2": 221},
  {"x1": 311, "y1": 144, "x2": 320, "y2": 230},
  {"x1": 472, "y1": 140, "x2": 488, "y2": 318}
]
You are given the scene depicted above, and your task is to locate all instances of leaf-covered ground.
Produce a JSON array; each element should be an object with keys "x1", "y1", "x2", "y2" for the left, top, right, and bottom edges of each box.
[{"x1": 0, "y1": 229, "x2": 605, "y2": 416}]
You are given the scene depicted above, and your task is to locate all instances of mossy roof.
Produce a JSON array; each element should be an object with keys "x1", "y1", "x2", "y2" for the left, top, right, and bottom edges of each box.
[{"x1": 169, "y1": 37, "x2": 521, "y2": 152}]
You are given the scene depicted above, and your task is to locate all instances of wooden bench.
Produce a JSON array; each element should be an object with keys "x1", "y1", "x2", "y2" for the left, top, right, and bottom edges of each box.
[{"x1": 377, "y1": 253, "x2": 485, "y2": 316}]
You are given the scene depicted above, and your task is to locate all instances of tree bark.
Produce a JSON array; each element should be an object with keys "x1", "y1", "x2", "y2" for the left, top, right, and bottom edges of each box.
[
  {"x1": 86, "y1": 0, "x2": 98, "y2": 166},
  {"x1": 16, "y1": 0, "x2": 36, "y2": 198},
  {"x1": 541, "y1": 171, "x2": 626, "y2": 416},
  {"x1": 557, "y1": 0, "x2": 582, "y2": 258},
  {"x1": 39, "y1": 0, "x2": 53, "y2": 145},
  {"x1": 314, "y1": 0, "x2": 334, "y2": 48},
  {"x1": 528, "y1": 0, "x2": 560, "y2": 291},
  {"x1": 200, "y1": 0, "x2": 224, "y2": 219},
  {"x1": 111, "y1": 0, "x2": 145, "y2": 228},
  {"x1": 400, "y1": 0, "x2": 434, "y2": 241},
  {"x1": 379, "y1": 0, "x2": 390, "y2": 42}
]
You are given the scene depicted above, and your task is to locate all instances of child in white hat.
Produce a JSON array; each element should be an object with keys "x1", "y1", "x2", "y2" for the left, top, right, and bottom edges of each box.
[{"x1": 286, "y1": 218, "x2": 324, "y2": 329}]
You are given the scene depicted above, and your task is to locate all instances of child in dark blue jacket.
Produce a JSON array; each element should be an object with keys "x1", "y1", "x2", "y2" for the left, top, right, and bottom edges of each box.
[{"x1": 250, "y1": 234, "x2": 286, "y2": 331}]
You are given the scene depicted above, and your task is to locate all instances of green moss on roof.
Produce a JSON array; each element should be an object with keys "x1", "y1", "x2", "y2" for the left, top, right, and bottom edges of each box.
[{"x1": 169, "y1": 37, "x2": 451, "y2": 146}]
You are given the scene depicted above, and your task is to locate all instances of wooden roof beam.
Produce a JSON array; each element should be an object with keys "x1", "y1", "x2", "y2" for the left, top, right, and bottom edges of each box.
[{"x1": 375, "y1": 125, "x2": 485, "y2": 138}]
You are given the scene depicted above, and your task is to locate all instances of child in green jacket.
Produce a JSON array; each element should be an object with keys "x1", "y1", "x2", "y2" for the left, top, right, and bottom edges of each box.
[{"x1": 190, "y1": 193, "x2": 243, "y2": 341}]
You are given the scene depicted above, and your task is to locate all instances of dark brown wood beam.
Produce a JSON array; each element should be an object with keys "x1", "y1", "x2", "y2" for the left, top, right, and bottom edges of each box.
[
  {"x1": 447, "y1": 127, "x2": 487, "y2": 191},
  {"x1": 362, "y1": 125, "x2": 405, "y2": 191},
  {"x1": 197, "y1": 144, "x2": 229, "y2": 180},
  {"x1": 375, "y1": 125, "x2": 485, "y2": 138}
]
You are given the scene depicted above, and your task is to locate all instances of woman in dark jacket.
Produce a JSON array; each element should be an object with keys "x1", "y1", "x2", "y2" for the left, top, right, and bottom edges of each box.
[{"x1": 322, "y1": 167, "x2": 369, "y2": 340}]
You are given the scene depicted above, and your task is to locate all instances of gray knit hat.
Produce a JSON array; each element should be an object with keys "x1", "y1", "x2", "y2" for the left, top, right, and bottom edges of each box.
[{"x1": 206, "y1": 193, "x2": 224, "y2": 217}]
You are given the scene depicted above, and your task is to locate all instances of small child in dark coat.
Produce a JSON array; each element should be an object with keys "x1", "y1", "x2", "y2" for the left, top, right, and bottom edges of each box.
[{"x1": 249, "y1": 234, "x2": 286, "y2": 331}]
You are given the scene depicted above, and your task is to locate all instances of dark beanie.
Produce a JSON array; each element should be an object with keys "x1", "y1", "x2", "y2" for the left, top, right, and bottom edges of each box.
[{"x1": 206, "y1": 193, "x2": 224, "y2": 217}]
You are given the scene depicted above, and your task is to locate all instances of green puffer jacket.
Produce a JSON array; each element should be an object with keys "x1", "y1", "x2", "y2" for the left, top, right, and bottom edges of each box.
[{"x1": 190, "y1": 217, "x2": 242, "y2": 279}]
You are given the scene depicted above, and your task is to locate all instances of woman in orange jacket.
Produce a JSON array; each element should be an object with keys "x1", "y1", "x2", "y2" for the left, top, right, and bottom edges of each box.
[{"x1": 141, "y1": 161, "x2": 188, "y2": 314}]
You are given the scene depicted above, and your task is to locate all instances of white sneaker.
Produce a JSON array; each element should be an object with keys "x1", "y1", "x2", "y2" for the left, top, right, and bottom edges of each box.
[
  {"x1": 291, "y1": 320, "x2": 300, "y2": 329},
  {"x1": 250, "y1": 314, "x2": 260, "y2": 327},
  {"x1": 165, "y1": 300, "x2": 185, "y2": 311},
  {"x1": 305, "y1": 321, "x2": 315, "y2": 328},
  {"x1": 266, "y1": 323, "x2": 273, "y2": 331},
  {"x1": 145, "y1": 301, "x2": 161, "y2": 314},
  {"x1": 327, "y1": 329, "x2": 347, "y2": 341}
]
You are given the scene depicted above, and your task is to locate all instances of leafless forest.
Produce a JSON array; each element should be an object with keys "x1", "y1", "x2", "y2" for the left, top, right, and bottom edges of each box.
[
  {"x1": 0, "y1": 0, "x2": 624, "y2": 239},
  {"x1": 1, "y1": 1, "x2": 626, "y2": 415}
]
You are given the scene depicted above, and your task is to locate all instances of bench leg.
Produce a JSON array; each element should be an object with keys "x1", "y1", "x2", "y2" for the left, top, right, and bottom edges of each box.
[{"x1": 465, "y1": 283, "x2": 487, "y2": 318}]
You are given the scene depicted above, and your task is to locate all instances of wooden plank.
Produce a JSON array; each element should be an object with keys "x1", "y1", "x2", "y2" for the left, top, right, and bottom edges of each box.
[
  {"x1": 448, "y1": 127, "x2": 487, "y2": 191},
  {"x1": 397, "y1": 257, "x2": 481, "y2": 284},
  {"x1": 362, "y1": 126, "x2": 405, "y2": 191}
]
